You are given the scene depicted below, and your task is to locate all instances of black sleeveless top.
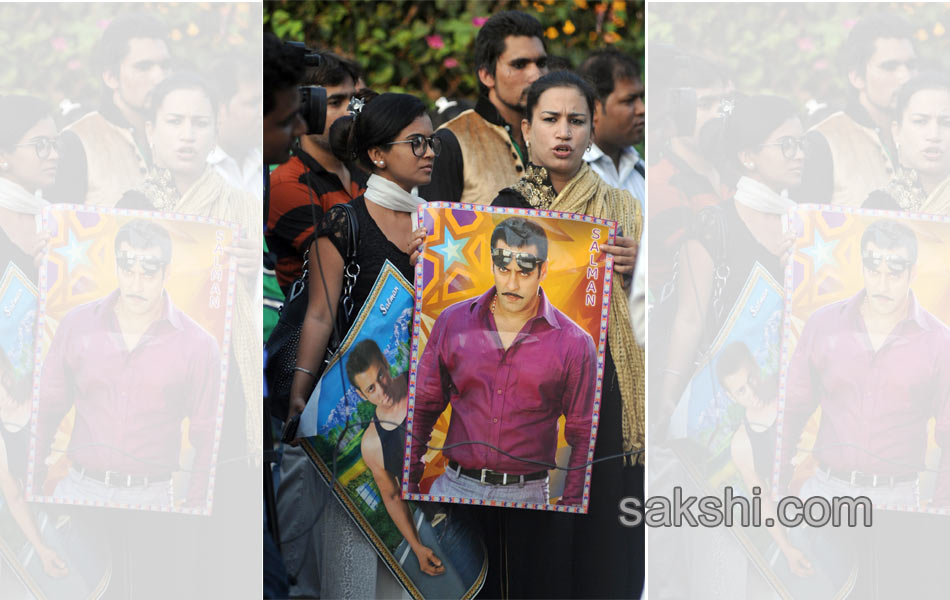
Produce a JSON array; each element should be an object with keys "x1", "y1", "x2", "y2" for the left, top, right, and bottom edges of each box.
[
  {"x1": 744, "y1": 415, "x2": 777, "y2": 485},
  {"x1": 1, "y1": 423, "x2": 29, "y2": 483},
  {"x1": 373, "y1": 413, "x2": 407, "y2": 484}
]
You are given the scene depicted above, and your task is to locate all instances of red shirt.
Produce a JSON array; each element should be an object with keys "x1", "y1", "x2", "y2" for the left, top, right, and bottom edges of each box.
[
  {"x1": 409, "y1": 287, "x2": 597, "y2": 505},
  {"x1": 266, "y1": 150, "x2": 365, "y2": 290},
  {"x1": 36, "y1": 290, "x2": 221, "y2": 508},
  {"x1": 781, "y1": 291, "x2": 950, "y2": 506}
]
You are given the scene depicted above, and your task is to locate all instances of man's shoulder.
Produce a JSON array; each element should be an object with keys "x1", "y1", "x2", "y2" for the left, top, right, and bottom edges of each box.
[
  {"x1": 435, "y1": 296, "x2": 478, "y2": 324},
  {"x1": 65, "y1": 111, "x2": 114, "y2": 137},
  {"x1": 269, "y1": 156, "x2": 306, "y2": 187},
  {"x1": 171, "y1": 305, "x2": 220, "y2": 351},
  {"x1": 549, "y1": 304, "x2": 595, "y2": 348},
  {"x1": 439, "y1": 109, "x2": 482, "y2": 133},
  {"x1": 809, "y1": 110, "x2": 863, "y2": 137},
  {"x1": 807, "y1": 297, "x2": 850, "y2": 323}
]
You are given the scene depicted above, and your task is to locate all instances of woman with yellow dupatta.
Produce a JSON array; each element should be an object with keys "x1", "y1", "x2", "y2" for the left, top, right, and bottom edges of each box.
[
  {"x1": 864, "y1": 72, "x2": 950, "y2": 214},
  {"x1": 488, "y1": 71, "x2": 644, "y2": 599},
  {"x1": 117, "y1": 72, "x2": 259, "y2": 598}
]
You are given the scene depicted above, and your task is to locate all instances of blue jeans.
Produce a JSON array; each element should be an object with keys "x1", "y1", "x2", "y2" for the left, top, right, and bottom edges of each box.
[
  {"x1": 395, "y1": 506, "x2": 485, "y2": 598},
  {"x1": 430, "y1": 466, "x2": 549, "y2": 504}
]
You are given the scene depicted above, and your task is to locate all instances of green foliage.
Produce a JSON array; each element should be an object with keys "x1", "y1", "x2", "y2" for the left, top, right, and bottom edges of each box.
[
  {"x1": 264, "y1": 0, "x2": 644, "y2": 104},
  {"x1": 0, "y1": 3, "x2": 260, "y2": 109},
  {"x1": 649, "y1": 2, "x2": 950, "y2": 104}
]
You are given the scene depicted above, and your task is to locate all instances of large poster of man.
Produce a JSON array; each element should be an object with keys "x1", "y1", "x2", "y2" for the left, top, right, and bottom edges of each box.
[
  {"x1": 26, "y1": 205, "x2": 237, "y2": 516},
  {"x1": 403, "y1": 203, "x2": 616, "y2": 514},
  {"x1": 298, "y1": 261, "x2": 487, "y2": 600},
  {"x1": 777, "y1": 205, "x2": 950, "y2": 515}
]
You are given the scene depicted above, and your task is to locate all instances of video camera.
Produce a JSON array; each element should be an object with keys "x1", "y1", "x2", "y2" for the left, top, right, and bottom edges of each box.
[{"x1": 286, "y1": 41, "x2": 327, "y2": 135}]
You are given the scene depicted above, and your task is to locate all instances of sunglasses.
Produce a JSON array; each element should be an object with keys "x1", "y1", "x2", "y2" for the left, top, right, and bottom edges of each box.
[
  {"x1": 862, "y1": 251, "x2": 912, "y2": 275},
  {"x1": 387, "y1": 134, "x2": 442, "y2": 158},
  {"x1": 761, "y1": 136, "x2": 809, "y2": 159},
  {"x1": 15, "y1": 136, "x2": 63, "y2": 160},
  {"x1": 117, "y1": 252, "x2": 168, "y2": 277},
  {"x1": 490, "y1": 247, "x2": 544, "y2": 272}
]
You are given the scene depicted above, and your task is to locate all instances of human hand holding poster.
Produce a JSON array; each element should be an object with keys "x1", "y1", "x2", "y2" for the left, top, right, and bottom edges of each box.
[
  {"x1": 777, "y1": 205, "x2": 950, "y2": 515},
  {"x1": 403, "y1": 203, "x2": 616, "y2": 514},
  {"x1": 26, "y1": 205, "x2": 237, "y2": 516}
]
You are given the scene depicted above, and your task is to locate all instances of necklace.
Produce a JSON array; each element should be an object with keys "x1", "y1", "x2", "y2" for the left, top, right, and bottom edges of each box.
[{"x1": 490, "y1": 293, "x2": 496, "y2": 314}]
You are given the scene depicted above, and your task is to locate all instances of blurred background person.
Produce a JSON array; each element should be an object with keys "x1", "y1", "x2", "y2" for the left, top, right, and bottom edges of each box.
[
  {"x1": 865, "y1": 71, "x2": 950, "y2": 213},
  {"x1": 579, "y1": 48, "x2": 646, "y2": 209},
  {"x1": 647, "y1": 49, "x2": 732, "y2": 298},
  {"x1": 55, "y1": 13, "x2": 172, "y2": 207},
  {"x1": 267, "y1": 51, "x2": 365, "y2": 295},
  {"x1": 420, "y1": 10, "x2": 548, "y2": 205},
  {"x1": 208, "y1": 55, "x2": 264, "y2": 197},
  {"x1": 802, "y1": 14, "x2": 918, "y2": 207},
  {"x1": 492, "y1": 70, "x2": 644, "y2": 599}
]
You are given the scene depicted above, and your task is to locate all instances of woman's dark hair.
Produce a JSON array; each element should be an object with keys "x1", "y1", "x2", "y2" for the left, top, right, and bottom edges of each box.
[
  {"x1": 895, "y1": 71, "x2": 950, "y2": 123},
  {"x1": 702, "y1": 94, "x2": 798, "y2": 173},
  {"x1": 0, "y1": 95, "x2": 51, "y2": 151},
  {"x1": 329, "y1": 92, "x2": 427, "y2": 171},
  {"x1": 524, "y1": 71, "x2": 597, "y2": 124},
  {"x1": 146, "y1": 71, "x2": 219, "y2": 122}
]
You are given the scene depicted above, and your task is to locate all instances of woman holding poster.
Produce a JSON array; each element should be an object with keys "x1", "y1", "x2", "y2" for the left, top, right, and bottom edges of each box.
[
  {"x1": 285, "y1": 92, "x2": 456, "y2": 598},
  {"x1": 491, "y1": 71, "x2": 645, "y2": 599}
]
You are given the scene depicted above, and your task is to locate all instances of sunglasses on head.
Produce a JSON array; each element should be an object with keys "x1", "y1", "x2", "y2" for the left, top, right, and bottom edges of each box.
[
  {"x1": 491, "y1": 247, "x2": 544, "y2": 272},
  {"x1": 761, "y1": 136, "x2": 809, "y2": 159},
  {"x1": 862, "y1": 251, "x2": 912, "y2": 275},
  {"x1": 117, "y1": 252, "x2": 168, "y2": 277},
  {"x1": 387, "y1": 134, "x2": 442, "y2": 157}
]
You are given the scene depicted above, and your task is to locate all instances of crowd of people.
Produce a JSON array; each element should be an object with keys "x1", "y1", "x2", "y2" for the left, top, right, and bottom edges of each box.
[
  {"x1": 263, "y1": 9, "x2": 647, "y2": 600},
  {"x1": 648, "y1": 12, "x2": 950, "y2": 600}
]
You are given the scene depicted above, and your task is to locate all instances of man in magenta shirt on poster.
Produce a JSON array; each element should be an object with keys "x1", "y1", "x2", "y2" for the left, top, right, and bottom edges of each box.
[{"x1": 409, "y1": 217, "x2": 597, "y2": 506}]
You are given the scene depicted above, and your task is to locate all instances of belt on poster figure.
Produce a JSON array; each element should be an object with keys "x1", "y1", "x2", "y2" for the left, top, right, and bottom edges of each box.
[
  {"x1": 448, "y1": 460, "x2": 547, "y2": 486},
  {"x1": 74, "y1": 465, "x2": 172, "y2": 488},
  {"x1": 818, "y1": 463, "x2": 918, "y2": 488}
]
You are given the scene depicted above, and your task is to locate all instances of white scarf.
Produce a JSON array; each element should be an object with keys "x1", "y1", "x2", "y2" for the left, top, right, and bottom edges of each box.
[
  {"x1": 363, "y1": 173, "x2": 426, "y2": 213},
  {"x1": 0, "y1": 177, "x2": 48, "y2": 215},
  {"x1": 734, "y1": 176, "x2": 796, "y2": 215}
]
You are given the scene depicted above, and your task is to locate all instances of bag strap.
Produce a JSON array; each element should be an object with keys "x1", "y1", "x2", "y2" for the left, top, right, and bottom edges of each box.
[{"x1": 329, "y1": 202, "x2": 361, "y2": 356}]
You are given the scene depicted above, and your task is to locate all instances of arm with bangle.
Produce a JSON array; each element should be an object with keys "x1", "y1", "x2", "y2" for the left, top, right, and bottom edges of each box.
[{"x1": 288, "y1": 236, "x2": 345, "y2": 419}]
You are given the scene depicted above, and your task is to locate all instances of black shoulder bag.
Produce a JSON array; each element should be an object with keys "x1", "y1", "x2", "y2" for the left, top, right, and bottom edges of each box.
[{"x1": 265, "y1": 201, "x2": 360, "y2": 422}]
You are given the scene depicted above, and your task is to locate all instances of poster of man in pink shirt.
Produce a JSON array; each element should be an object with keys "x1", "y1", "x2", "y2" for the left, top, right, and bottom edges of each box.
[
  {"x1": 779, "y1": 211, "x2": 950, "y2": 514},
  {"x1": 27, "y1": 208, "x2": 237, "y2": 515},
  {"x1": 404, "y1": 205, "x2": 617, "y2": 514}
]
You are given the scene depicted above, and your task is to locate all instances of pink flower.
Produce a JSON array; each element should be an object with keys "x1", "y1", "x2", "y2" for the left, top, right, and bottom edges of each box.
[
  {"x1": 813, "y1": 59, "x2": 830, "y2": 71},
  {"x1": 472, "y1": 16, "x2": 488, "y2": 27},
  {"x1": 443, "y1": 57, "x2": 458, "y2": 68},
  {"x1": 843, "y1": 18, "x2": 857, "y2": 30},
  {"x1": 51, "y1": 37, "x2": 68, "y2": 52},
  {"x1": 426, "y1": 35, "x2": 444, "y2": 49},
  {"x1": 67, "y1": 59, "x2": 82, "y2": 70},
  {"x1": 797, "y1": 37, "x2": 813, "y2": 51},
  {"x1": 97, "y1": 18, "x2": 111, "y2": 29}
]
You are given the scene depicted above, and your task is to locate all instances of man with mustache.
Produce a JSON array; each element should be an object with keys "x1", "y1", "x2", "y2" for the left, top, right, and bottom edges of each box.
[
  {"x1": 781, "y1": 219, "x2": 950, "y2": 509},
  {"x1": 802, "y1": 14, "x2": 918, "y2": 207},
  {"x1": 35, "y1": 219, "x2": 221, "y2": 510},
  {"x1": 579, "y1": 49, "x2": 646, "y2": 210},
  {"x1": 419, "y1": 11, "x2": 548, "y2": 206},
  {"x1": 409, "y1": 217, "x2": 597, "y2": 505},
  {"x1": 55, "y1": 14, "x2": 172, "y2": 206}
]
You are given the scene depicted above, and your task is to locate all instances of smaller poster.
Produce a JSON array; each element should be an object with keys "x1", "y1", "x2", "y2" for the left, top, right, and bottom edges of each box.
[
  {"x1": 26, "y1": 205, "x2": 238, "y2": 516},
  {"x1": 403, "y1": 202, "x2": 616, "y2": 514},
  {"x1": 299, "y1": 261, "x2": 487, "y2": 600},
  {"x1": 0, "y1": 263, "x2": 37, "y2": 380}
]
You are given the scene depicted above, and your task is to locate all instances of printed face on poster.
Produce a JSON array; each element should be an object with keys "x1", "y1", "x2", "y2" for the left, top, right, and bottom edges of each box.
[
  {"x1": 26, "y1": 205, "x2": 238, "y2": 516},
  {"x1": 299, "y1": 262, "x2": 487, "y2": 600},
  {"x1": 402, "y1": 203, "x2": 616, "y2": 514},
  {"x1": 778, "y1": 206, "x2": 950, "y2": 515}
]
